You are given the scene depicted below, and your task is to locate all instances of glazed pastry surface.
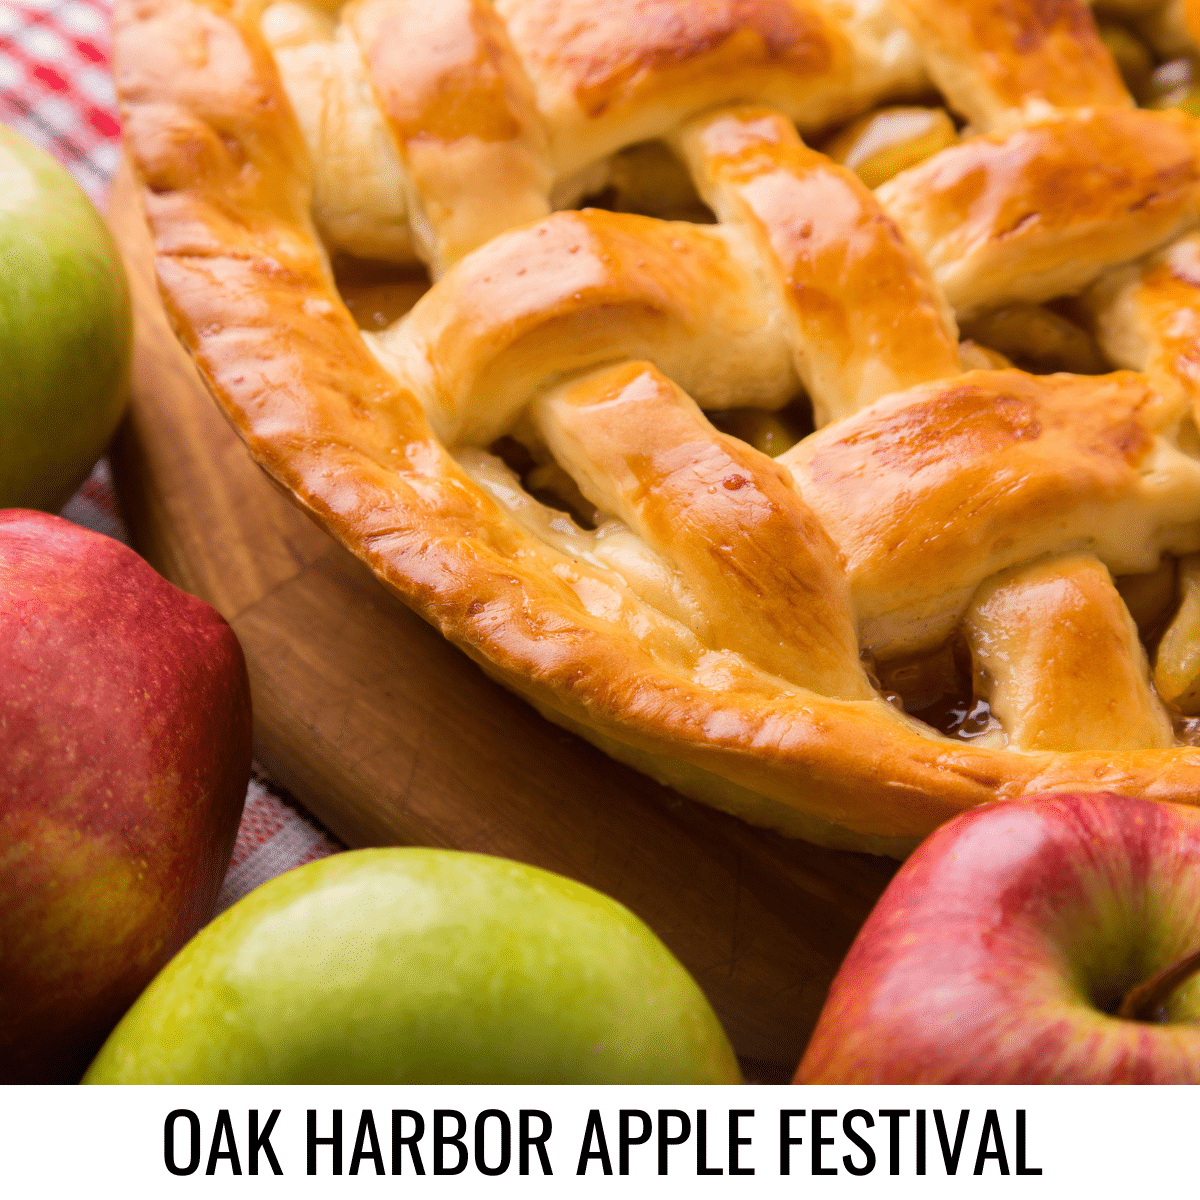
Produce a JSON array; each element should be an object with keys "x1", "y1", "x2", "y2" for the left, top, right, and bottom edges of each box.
[{"x1": 113, "y1": 0, "x2": 1200, "y2": 852}]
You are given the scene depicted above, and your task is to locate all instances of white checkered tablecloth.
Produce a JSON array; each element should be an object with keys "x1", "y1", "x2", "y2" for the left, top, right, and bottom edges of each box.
[{"x1": 3, "y1": 0, "x2": 345, "y2": 913}]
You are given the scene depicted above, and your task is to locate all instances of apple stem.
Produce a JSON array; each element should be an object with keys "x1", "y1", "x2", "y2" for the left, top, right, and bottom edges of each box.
[{"x1": 1116, "y1": 946, "x2": 1200, "y2": 1022}]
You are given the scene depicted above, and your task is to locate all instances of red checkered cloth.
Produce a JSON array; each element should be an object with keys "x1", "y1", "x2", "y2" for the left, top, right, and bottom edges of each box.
[
  {"x1": 2, "y1": 0, "x2": 344, "y2": 913},
  {"x1": 0, "y1": 0, "x2": 119, "y2": 202}
]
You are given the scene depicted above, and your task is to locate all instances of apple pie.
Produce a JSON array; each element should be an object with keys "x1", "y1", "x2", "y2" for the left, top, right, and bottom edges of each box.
[{"x1": 113, "y1": 0, "x2": 1200, "y2": 855}]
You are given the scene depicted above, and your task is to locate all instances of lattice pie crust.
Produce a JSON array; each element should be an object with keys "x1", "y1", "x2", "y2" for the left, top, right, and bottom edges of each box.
[{"x1": 114, "y1": 0, "x2": 1200, "y2": 854}]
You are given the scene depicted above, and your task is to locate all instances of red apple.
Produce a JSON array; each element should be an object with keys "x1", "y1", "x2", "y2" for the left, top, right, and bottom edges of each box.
[
  {"x1": 0, "y1": 510, "x2": 251, "y2": 1082},
  {"x1": 797, "y1": 791, "x2": 1200, "y2": 1083}
]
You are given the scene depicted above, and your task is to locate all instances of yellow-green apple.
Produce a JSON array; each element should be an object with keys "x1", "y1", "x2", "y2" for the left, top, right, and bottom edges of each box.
[
  {"x1": 0, "y1": 126, "x2": 131, "y2": 511},
  {"x1": 797, "y1": 791, "x2": 1200, "y2": 1083},
  {"x1": 84, "y1": 848, "x2": 742, "y2": 1083},
  {"x1": 1, "y1": 510, "x2": 251, "y2": 1082}
]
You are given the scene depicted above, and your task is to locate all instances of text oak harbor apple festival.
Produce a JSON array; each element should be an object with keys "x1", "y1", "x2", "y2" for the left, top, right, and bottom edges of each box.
[{"x1": 158, "y1": 1103, "x2": 1041, "y2": 1179}]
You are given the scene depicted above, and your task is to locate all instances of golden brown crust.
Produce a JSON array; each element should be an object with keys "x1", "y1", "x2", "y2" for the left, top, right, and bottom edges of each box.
[
  {"x1": 890, "y1": 0, "x2": 1130, "y2": 129},
  {"x1": 376, "y1": 207, "x2": 798, "y2": 445},
  {"x1": 114, "y1": 0, "x2": 1200, "y2": 854},
  {"x1": 351, "y1": 0, "x2": 526, "y2": 143},
  {"x1": 117, "y1": 0, "x2": 310, "y2": 230},
  {"x1": 676, "y1": 106, "x2": 960, "y2": 424},
  {"x1": 347, "y1": 0, "x2": 551, "y2": 274},
  {"x1": 493, "y1": 0, "x2": 924, "y2": 174},
  {"x1": 784, "y1": 369, "x2": 1200, "y2": 649},
  {"x1": 1085, "y1": 231, "x2": 1200, "y2": 419},
  {"x1": 498, "y1": 0, "x2": 844, "y2": 121},
  {"x1": 1156, "y1": 554, "x2": 1200, "y2": 712},
  {"x1": 963, "y1": 553, "x2": 1175, "y2": 751},
  {"x1": 878, "y1": 107, "x2": 1200, "y2": 317},
  {"x1": 533, "y1": 361, "x2": 872, "y2": 700}
]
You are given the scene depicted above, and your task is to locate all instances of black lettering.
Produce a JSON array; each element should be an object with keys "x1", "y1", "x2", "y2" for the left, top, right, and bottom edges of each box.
[
  {"x1": 935, "y1": 1110, "x2": 970, "y2": 1175},
  {"x1": 206, "y1": 1109, "x2": 241, "y2": 1176},
  {"x1": 164, "y1": 1110, "x2": 200, "y2": 1177},
  {"x1": 879, "y1": 1110, "x2": 909, "y2": 1176},
  {"x1": 729, "y1": 1109, "x2": 754, "y2": 1176},
  {"x1": 577, "y1": 1110, "x2": 612, "y2": 1176},
  {"x1": 811, "y1": 1110, "x2": 836, "y2": 1176},
  {"x1": 779, "y1": 1109, "x2": 804, "y2": 1176},
  {"x1": 434, "y1": 1110, "x2": 468, "y2": 1176},
  {"x1": 696, "y1": 1110, "x2": 722, "y2": 1175},
  {"x1": 1017, "y1": 1110, "x2": 1042, "y2": 1175},
  {"x1": 520, "y1": 1110, "x2": 553, "y2": 1176},
  {"x1": 392, "y1": 1111, "x2": 425, "y2": 1175},
  {"x1": 657, "y1": 1110, "x2": 690, "y2": 1175},
  {"x1": 619, "y1": 1110, "x2": 652, "y2": 1176},
  {"x1": 842, "y1": 1110, "x2": 875, "y2": 1176},
  {"x1": 476, "y1": 1110, "x2": 512, "y2": 1177},
  {"x1": 916, "y1": 1110, "x2": 925, "y2": 1176},
  {"x1": 249, "y1": 1110, "x2": 282, "y2": 1176},
  {"x1": 974, "y1": 1109, "x2": 1009, "y2": 1176},
  {"x1": 308, "y1": 1110, "x2": 342, "y2": 1176},
  {"x1": 350, "y1": 1111, "x2": 384, "y2": 1176}
]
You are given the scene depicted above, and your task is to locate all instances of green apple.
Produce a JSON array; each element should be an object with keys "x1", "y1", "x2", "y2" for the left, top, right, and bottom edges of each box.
[
  {"x1": 0, "y1": 126, "x2": 131, "y2": 511},
  {"x1": 84, "y1": 848, "x2": 742, "y2": 1083}
]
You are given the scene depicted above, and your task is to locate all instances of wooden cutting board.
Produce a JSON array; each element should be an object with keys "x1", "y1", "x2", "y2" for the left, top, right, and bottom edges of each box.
[{"x1": 104, "y1": 162, "x2": 898, "y2": 1078}]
